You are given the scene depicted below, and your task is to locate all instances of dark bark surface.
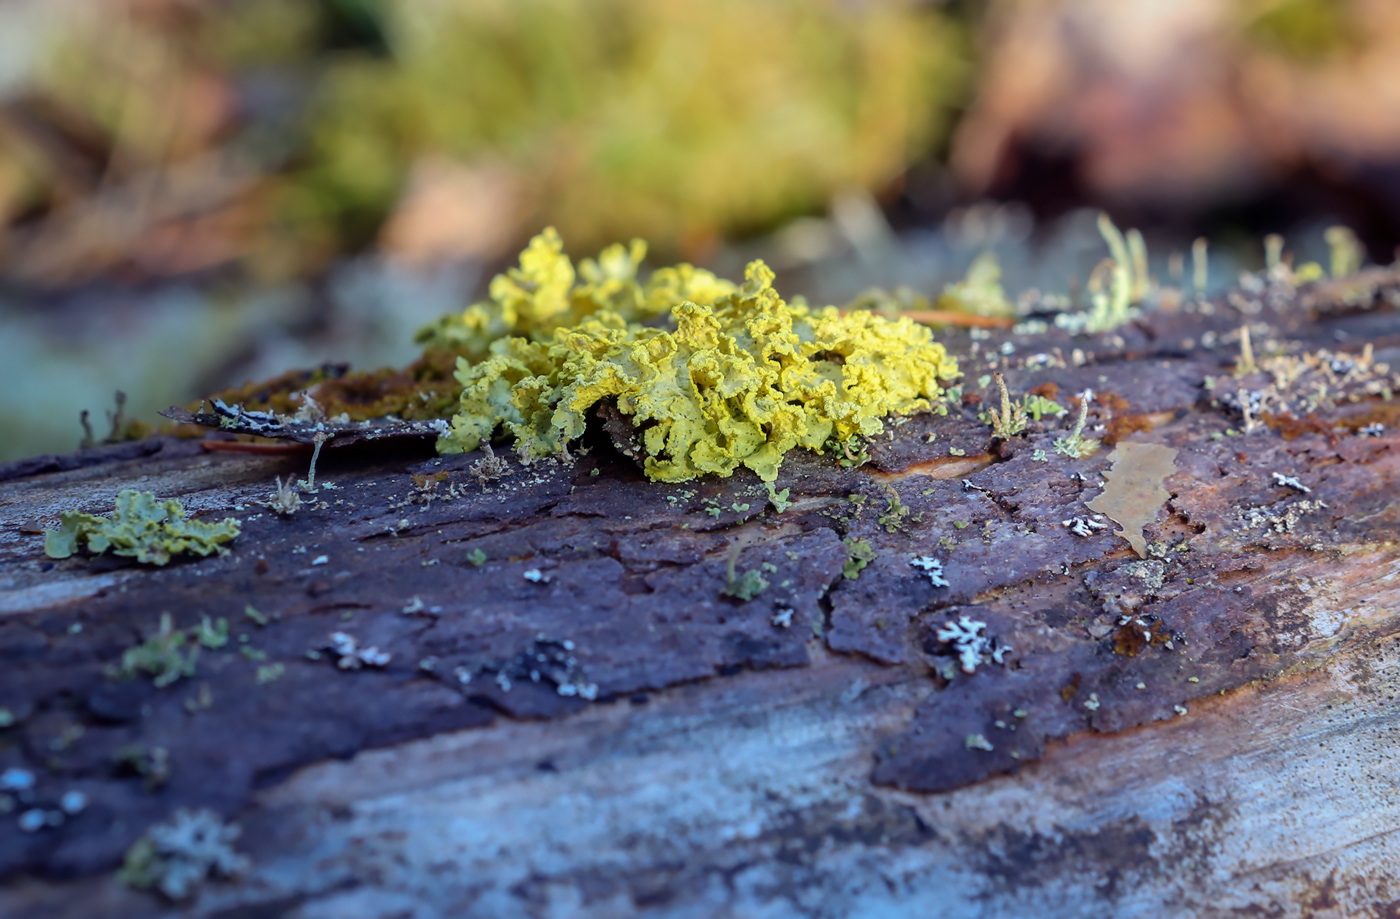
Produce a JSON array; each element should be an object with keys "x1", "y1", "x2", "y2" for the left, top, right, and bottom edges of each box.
[{"x1": 1, "y1": 270, "x2": 1399, "y2": 917}]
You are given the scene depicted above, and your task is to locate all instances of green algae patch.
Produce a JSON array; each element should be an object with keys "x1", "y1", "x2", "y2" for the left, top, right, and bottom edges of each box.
[
  {"x1": 45, "y1": 490, "x2": 241, "y2": 565},
  {"x1": 438, "y1": 232, "x2": 960, "y2": 483}
]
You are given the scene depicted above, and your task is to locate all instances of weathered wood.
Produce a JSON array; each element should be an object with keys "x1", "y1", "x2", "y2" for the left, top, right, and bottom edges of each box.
[{"x1": 1, "y1": 271, "x2": 1399, "y2": 917}]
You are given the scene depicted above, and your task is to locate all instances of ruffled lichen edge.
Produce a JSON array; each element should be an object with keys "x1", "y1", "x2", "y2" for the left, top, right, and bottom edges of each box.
[{"x1": 437, "y1": 236, "x2": 960, "y2": 482}]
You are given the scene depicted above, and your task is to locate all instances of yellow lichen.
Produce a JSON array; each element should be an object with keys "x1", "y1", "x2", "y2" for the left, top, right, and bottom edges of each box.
[
  {"x1": 437, "y1": 231, "x2": 959, "y2": 482},
  {"x1": 416, "y1": 228, "x2": 736, "y2": 363}
]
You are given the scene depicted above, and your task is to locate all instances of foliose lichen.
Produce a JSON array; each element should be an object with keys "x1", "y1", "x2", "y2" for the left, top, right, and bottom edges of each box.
[
  {"x1": 109, "y1": 613, "x2": 200, "y2": 688},
  {"x1": 44, "y1": 490, "x2": 240, "y2": 565},
  {"x1": 436, "y1": 230, "x2": 959, "y2": 482},
  {"x1": 119, "y1": 808, "x2": 250, "y2": 900},
  {"x1": 416, "y1": 228, "x2": 737, "y2": 363}
]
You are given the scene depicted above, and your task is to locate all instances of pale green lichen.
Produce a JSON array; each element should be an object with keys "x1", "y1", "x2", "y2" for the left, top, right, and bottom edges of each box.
[
  {"x1": 723, "y1": 568, "x2": 769, "y2": 602},
  {"x1": 937, "y1": 251, "x2": 1015, "y2": 318},
  {"x1": 1325, "y1": 225, "x2": 1364, "y2": 279},
  {"x1": 44, "y1": 490, "x2": 240, "y2": 565},
  {"x1": 981, "y1": 373, "x2": 1026, "y2": 439},
  {"x1": 194, "y1": 617, "x2": 229, "y2": 650},
  {"x1": 842, "y1": 538, "x2": 875, "y2": 579},
  {"x1": 981, "y1": 374, "x2": 1066, "y2": 439},
  {"x1": 1023, "y1": 394, "x2": 1066, "y2": 421},
  {"x1": 1054, "y1": 394, "x2": 1101, "y2": 460},
  {"x1": 119, "y1": 808, "x2": 250, "y2": 900},
  {"x1": 1055, "y1": 213, "x2": 1148, "y2": 335},
  {"x1": 437, "y1": 231, "x2": 959, "y2": 482},
  {"x1": 877, "y1": 486, "x2": 914, "y2": 533},
  {"x1": 722, "y1": 544, "x2": 769, "y2": 601},
  {"x1": 109, "y1": 613, "x2": 200, "y2": 688}
]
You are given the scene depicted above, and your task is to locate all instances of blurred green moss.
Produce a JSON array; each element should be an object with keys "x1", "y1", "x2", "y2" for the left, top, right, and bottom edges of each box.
[
  {"x1": 288, "y1": 0, "x2": 968, "y2": 259},
  {"x1": 1242, "y1": 0, "x2": 1356, "y2": 61},
  {"x1": 10, "y1": 0, "x2": 966, "y2": 276}
]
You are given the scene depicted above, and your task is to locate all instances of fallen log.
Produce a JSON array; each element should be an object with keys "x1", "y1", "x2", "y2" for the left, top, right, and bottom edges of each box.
[{"x1": 1, "y1": 268, "x2": 1398, "y2": 917}]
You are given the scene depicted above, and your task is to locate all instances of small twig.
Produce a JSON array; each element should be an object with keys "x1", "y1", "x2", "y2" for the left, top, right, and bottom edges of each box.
[
  {"x1": 198, "y1": 442, "x2": 305, "y2": 455},
  {"x1": 893, "y1": 310, "x2": 1015, "y2": 330}
]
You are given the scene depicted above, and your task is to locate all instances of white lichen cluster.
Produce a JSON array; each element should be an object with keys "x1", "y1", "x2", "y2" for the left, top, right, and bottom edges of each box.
[
  {"x1": 324, "y1": 632, "x2": 391, "y2": 669},
  {"x1": 1062, "y1": 515, "x2": 1108, "y2": 537},
  {"x1": 470, "y1": 442, "x2": 512, "y2": 486},
  {"x1": 119, "y1": 808, "x2": 250, "y2": 900},
  {"x1": 1240, "y1": 499, "x2": 1329, "y2": 534},
  {"x1": 1216, "y1": 342, "x2": 1397, "y2": 424},
  {"x1": 1270, "y1": 472, "x2": 1311, "y2": 494},
  {"x1": 935, "y1": 615, "x2": 1010, "y2": 675},
  {"x1": 263, "y1": 475, "x2": 302, "y2": 515},
  {"x1": 910, "y1": 556, "x2": 950, "y2": 588},
  {"x1": 965, "y1": 733, "x2": 995, "y2": 752}
]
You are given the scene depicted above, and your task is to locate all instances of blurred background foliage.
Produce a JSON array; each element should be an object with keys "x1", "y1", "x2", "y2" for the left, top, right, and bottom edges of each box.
[{"x1": 2, "y1": 0, "x2": 1400, "y2": 460}]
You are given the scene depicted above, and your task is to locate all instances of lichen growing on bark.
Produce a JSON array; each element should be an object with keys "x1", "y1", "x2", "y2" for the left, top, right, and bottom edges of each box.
[
  {"x1": 437, "y1": 234, "x2": 960, "y2": 482},
  {"x1": 44, "y1": 490, "x2": 240, "y2": 565},
  {"x1": 416, "y1": 228, "x2": 737, "y2": 363}
]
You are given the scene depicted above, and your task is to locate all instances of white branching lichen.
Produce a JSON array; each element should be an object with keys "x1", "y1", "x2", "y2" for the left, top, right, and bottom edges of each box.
[
  {"x1": 325, "y1": 632, "x2": 391, "y2": 669},
  {"x1": 1240, "y1": 498, "x2": 1329, "y2": 534},
  {"x1": 935, "y1": 615, "x2": 1010, "y2": 674},
  {"x1": 119, "y1": 808, "x2": 251, "y2": 900},
  {"x1": 1271, "y1": 472, "x2": 1311, "y2": 494},
  {"x1": 965, "y1": 733, "x2": 995, "y2": 752},
  {"x1": 910, "y1": 556, "x2": 950, "y2": 588},
  {"x1": 1062, "y1": 515, "x2": 1109, "y2": 538}
]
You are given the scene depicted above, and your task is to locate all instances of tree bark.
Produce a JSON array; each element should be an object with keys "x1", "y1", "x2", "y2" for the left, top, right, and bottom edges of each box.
[{"x1": 1, "y1": 271, "x2": 1399, "y2": 918}]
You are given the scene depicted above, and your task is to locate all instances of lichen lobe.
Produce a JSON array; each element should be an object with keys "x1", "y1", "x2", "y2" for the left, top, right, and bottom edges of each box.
[
  {"x1": 1087, "y1": 442, "x2": 1178, "y2": 558},
  {"x1": 438, "y1": 230, "x2": 960, "y2": 482},
  {"x1": 43, "y1": 489, "x2": 241, "y2": 566}
]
